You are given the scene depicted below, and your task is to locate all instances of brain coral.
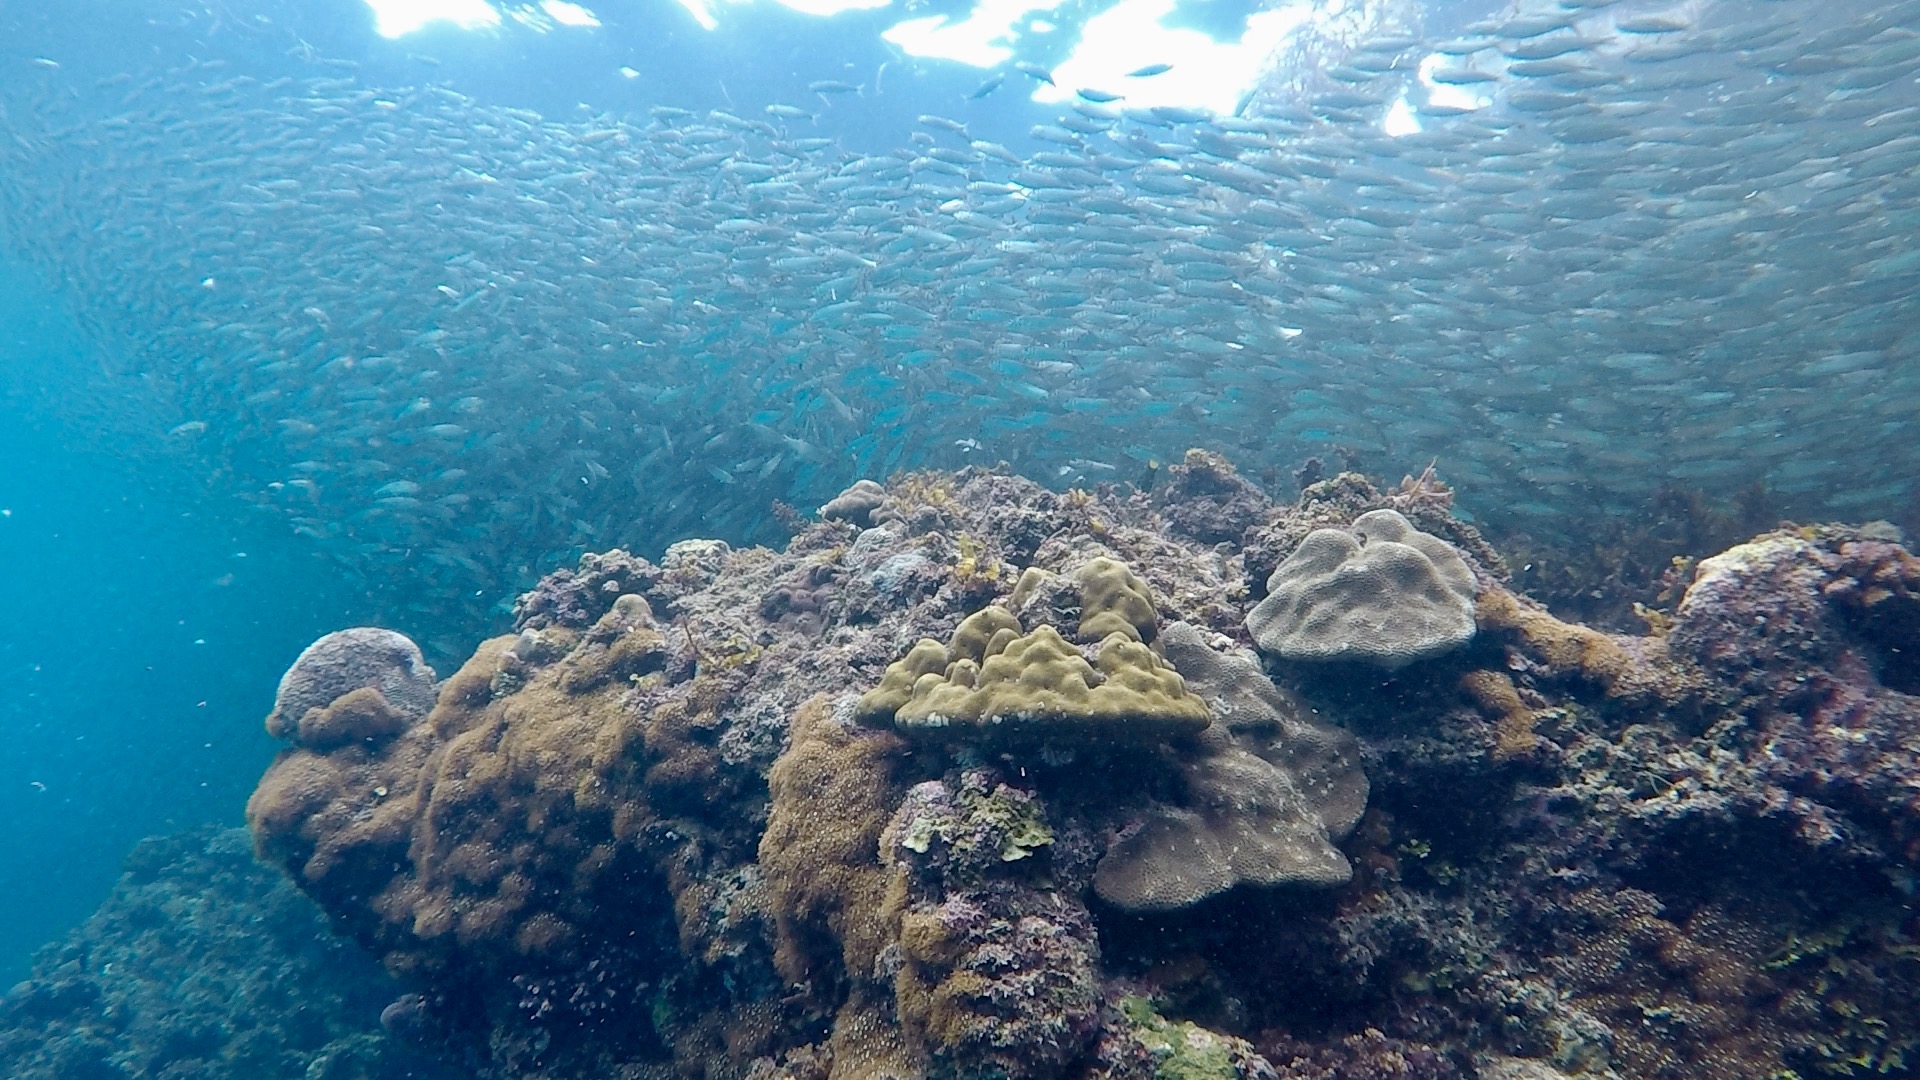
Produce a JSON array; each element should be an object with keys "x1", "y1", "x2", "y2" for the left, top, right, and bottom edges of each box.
[
  {"x1": 1246, "y1": 509, "x2": 1476, "y2": 669},
  {"x1": 264, "y1": 628, "x2": 438, "y2": 746}
]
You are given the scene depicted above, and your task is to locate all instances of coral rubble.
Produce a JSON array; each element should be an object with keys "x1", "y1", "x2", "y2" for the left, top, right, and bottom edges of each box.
[{"x1": 245, "y1": 460, "x2": 1920, "y2": 1080}]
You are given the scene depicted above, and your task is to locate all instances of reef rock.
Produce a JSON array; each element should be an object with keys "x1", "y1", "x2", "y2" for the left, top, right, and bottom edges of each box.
[
  {"x1": 1662, "y1": 527, "x2": 1920, "y2": 862},
  {"x1": 1247, "y1": 509, "x2": 1476, "y2": 669},
  {"x1": 883, "y1": 770, "x2": 1102, "y2": 1080},
  {"x1": 0, "y1": 827, "x2": 453, "y2": 1080}
]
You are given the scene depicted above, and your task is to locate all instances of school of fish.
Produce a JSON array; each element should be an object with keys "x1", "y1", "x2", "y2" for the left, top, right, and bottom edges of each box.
[{"x1": 0, "y1": 0, "x2": 1916, "y2": 634}]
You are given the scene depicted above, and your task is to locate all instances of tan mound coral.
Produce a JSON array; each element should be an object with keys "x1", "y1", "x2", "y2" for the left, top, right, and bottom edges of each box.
[
  {"x1": 1093, "y1": 622, "x2": 1368, "y2": 911},
  {"x1": 853, "y1": 637, "x2": 955, "y2": 726},
  {"x1": 1075, "y1": 555, "x2": 1159, "y2": 643},
  {"x1": 860, "y1": 604, "x2": 1209, "y2": 744},
  {"x1": 1246, "y1": 508, "x2": 1476, "y2": 669}
]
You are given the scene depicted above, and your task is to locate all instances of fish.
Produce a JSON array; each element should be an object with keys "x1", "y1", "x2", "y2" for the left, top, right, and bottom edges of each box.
[
  {"x1": 1014, "y1": 61, "x2": 1053, "y2": 85},
  {"x1": 0, "y1": 0, "x2": 1913, "y2": 647}
]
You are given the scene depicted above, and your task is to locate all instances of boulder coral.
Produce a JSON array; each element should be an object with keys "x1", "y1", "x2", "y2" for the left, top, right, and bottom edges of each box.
[
  {"x1": 241, "y1": 459, "x2": 1920, "y2": 1080},
  {"x1": 1246, "y1": 509, "x2": 1477, "y2": 669},
  {"x1": 265, "y1": 627, "x2": 439, "y2": 745},
  {"x1": 818, "y1": 478, "x2": 889, "y2": 528}
]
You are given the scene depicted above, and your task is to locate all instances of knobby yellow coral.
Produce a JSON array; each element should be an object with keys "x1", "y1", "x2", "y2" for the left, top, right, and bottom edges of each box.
[
  {"x1": 859, "y1": 600, "x2": 1209, "y2": 745},
  {"x1": 1075, "y1": 555, "x2": 1159, "y2": 643}
]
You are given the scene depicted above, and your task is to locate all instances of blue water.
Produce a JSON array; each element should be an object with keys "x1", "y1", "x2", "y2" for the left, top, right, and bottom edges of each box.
[
  {"x1": 0, "y1": 0, "x2": 932, "y2": 979},
  {"x1": 0, "y1": 258, "x2": 363, "y2": 983},
  {"x1": 0, "y1": 0, "x2": 1049, "y2": 985}
]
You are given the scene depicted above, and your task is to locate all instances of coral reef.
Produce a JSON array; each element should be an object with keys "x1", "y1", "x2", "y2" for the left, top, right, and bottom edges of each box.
[
  {"x1": 510, "y1": 548, "x2": 660, "y2": 632},
  {"x1": 241, "y1": 457, "x2": 1920, "y2": 1080},
  {"x1": 0, "y1": 826, "x2": 455, "y2": 1080},
  {"x1": 1157, "y1": 449, "x2": 1273, "y2": 548},
  {"x1": 1502, "y1": 484, "x2": 1783, "y2": 633}
]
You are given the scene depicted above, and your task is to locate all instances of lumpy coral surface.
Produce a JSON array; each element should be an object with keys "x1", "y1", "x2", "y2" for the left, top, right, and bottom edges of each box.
[{"x1": 243, "y1": 461, "x2": 1920, "y2": 1080}]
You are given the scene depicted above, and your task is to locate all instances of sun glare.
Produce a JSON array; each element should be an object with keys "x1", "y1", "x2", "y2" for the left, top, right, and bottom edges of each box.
[
  {"x1": 360, "y1": 0, "x2": 1340, "y2": 120},
  {"x1": 1033, "y1": 0, "x2": 1307, "y2": 114},
  {"x1": 881, "y1": 0, "x2": 1069, "y2": 68},
  {"x1": 363, "y1": 0, "x2": 502, "y2": 38},
  {"x1": 540, "y1": 0, "x2": 601, "y2": 27}
]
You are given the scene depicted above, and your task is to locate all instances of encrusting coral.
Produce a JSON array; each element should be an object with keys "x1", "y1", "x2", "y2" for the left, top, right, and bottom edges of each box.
[
  {"x1": 1093, "y1": 623, "x2": 1369, "y2": 911},
  {"x1": 762, "y1": 696, "x2": 915, "y2": 1080},
  {"x1": 242, "y1": 456, "x2": 1920, "y2": 1080},
  {"x1": 1246, "y1": 509, "x2": 1477, "y2": 669}
]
